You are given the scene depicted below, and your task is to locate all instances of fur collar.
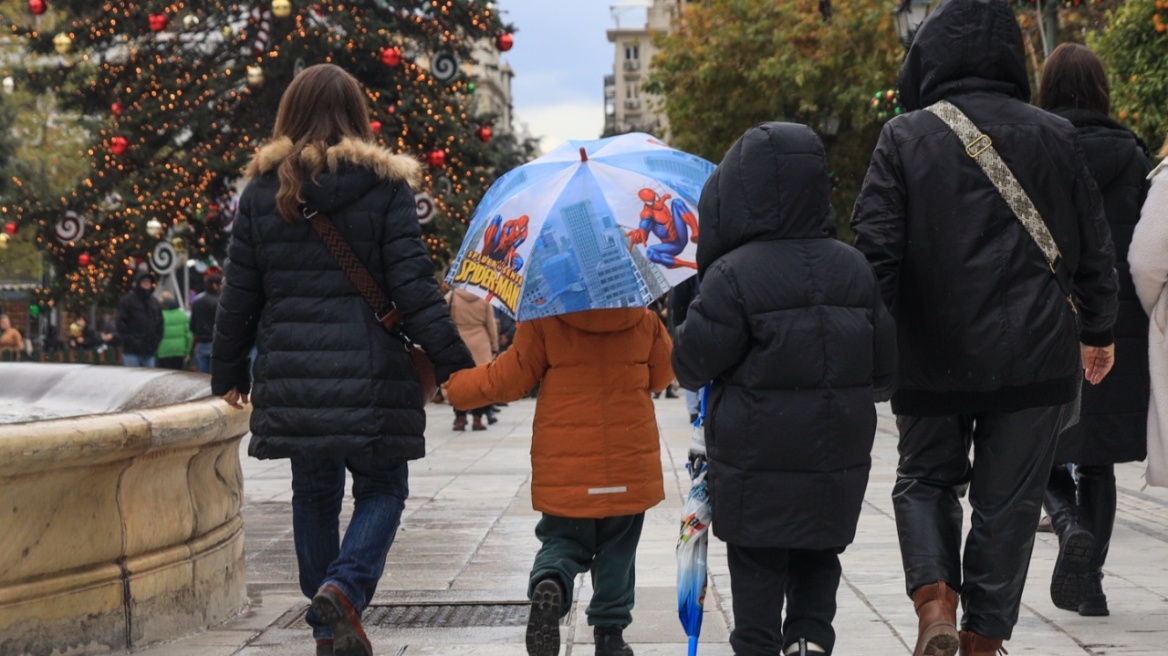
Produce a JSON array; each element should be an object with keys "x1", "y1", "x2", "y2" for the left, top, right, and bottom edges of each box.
[{"x1": 246, "y1": 136, "x2": 422, "y2": 189}]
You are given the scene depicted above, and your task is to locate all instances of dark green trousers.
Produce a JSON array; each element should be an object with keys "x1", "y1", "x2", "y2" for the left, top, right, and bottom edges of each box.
[{"x1": 528, "y1": 512, "x2": 645, "y2": 628}]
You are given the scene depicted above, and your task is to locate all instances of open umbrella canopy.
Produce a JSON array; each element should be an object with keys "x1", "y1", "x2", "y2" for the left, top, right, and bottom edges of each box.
[{"x1": 445, "y1": 133, "x2": 715, "y2": 320}]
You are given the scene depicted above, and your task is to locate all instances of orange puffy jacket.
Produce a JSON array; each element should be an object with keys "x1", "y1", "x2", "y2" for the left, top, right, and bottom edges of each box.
[{"x1": 446, "y1": 308, "x2": 673, "y2": 519}]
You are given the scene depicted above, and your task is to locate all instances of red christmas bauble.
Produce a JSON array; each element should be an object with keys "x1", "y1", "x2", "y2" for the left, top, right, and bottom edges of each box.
[
  {"x1": 148, "y1": 13, "x2": 167, "y2": 32},
  {"x1": 387, "y1": 105, "x2": 396, "y2": 115},
  {"x1": 427, "y1": 149, "x2": 446, "y2": 168},
  {"x1": 110, "y1": 102, "x2": 124, "y2": 117},
  {"x1": 380, "y1": 47, "x2": 402, "y2": 67},
  {"x1": 78, "y1": 252, "x2": 92, "y2": 266},
  {"x1": 28, "y1": 0, "x2": 47, "y2": 16},
  {"x1": 370, "y1": 120, "x2": 382, "y2": 134},
  {"x1": 496, "y1": 33, "x2": 513, "y2": 52},
  {"x1": 110, "y1": 136, "x2": 129, "y2": 156},
  {"x1": 477, "y1": 126, "x2": 493, "y2": 143},
  {"x1": 4, "y1": 222, "x2": 17, "y2": 236}
]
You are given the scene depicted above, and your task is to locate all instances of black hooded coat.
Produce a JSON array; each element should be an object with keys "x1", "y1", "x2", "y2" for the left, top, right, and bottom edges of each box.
[
  {"x1": 851, "y1": 0, "x2": 1118, "y2": 417},
  {"x1": 115, "y1": 271, "x2": 164, "y2": 357},
  {"x1": 1052, "y1": 108, "x2": 1151, "y2": 465},
  {"x1": 211, "y1": 137, "x2": 474, "y2": 461},
  {"x1": 673, "y1": 123, "x2": 897, "y2": 549}
]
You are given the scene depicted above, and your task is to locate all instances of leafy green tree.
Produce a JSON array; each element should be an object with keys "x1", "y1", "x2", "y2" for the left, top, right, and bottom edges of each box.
[
  {"x1": 3, "y1": 0, "x2": 521, "y2": 307},
  {"x1": 1091, "y1": 0, "x2": 1168, "y2": 153},
  {"x1": 646, "y1": 0, "x2": 903, "y2": 234}
]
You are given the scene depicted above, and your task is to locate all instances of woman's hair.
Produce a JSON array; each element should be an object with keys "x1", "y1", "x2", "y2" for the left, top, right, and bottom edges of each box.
[
  {"x1": 271, "y1": 64, "x2": 374, "y2": 221},
  {"x1": 1037, "y1": 43, "x2": 1110, "y2": 114},
  {"x1": 1161, "y1": 132, "x2": 1168, "y2": 160},
  {"x1": 159, "y1": 291, "x2": 179, "y2": 310}
]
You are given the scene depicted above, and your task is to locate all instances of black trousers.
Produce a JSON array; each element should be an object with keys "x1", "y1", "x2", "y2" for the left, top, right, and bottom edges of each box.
[
  {"x1": 893, "y1": 404, "x2": 1067, "y2": 639},
  {"x1": 727, "y1": 544, "x2": 842, "y2": 656}
]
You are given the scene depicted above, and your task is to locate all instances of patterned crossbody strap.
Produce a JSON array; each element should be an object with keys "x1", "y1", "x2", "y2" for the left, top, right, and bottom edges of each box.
[
  {"x1": 303, "y1": 207, "x2": 404, "y2": 332},
  {"x1": 925, "y1": 100, "x2": 1076, "y2": 313}
]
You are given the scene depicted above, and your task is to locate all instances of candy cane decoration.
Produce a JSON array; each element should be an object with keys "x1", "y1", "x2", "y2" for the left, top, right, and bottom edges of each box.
[
  {"x1": 430, "y1": 50, "x2": 459, "y2": 83},
  {"x1": 415, "y1": 193, "x2": 435, "y2": 225},
  {"x1": 151, "y1": 241, "x2": 178, "y2": 275},
  {"x1": 249, "y1": 6, "x2": 272, "y2": 56},
  {"x1": 55, "y1": 211, "x2": 86, "y2": 243}
]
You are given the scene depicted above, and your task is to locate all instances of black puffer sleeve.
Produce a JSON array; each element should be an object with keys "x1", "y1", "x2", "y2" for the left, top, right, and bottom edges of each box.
[
  {"x1": 379, "y1": 180, "x2": 474, "y2": 382},
  {"x1": 672, "y1": 260, "x2": 749, "y2": 390},
  {"x1": 212, "y1": 188, "x2": 265, "y2": 396}
]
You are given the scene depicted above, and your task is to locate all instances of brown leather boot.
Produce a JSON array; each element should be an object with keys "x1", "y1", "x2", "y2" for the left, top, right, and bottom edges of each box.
[
  {"x1": 453, "y1": 414, "x2": 467, "y2": 431},
  {"x1": 911, "y1": 581, "x2": 959, "y2": 656},
  {"x1": 958, "y1": 631, "x2": 1005, "y2": 656},
  {"x1": 472, "y1": 415, "x2": 487, "y2": 431}
]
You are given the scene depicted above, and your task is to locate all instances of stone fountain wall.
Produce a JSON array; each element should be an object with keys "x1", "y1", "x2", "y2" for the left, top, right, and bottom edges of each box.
[{"x1": 0, "y1": 364, "x2": 250, "y2": 655}]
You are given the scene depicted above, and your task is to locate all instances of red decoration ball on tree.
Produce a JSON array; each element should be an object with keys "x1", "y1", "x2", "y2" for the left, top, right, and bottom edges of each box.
[
  {"x1": 427, "y1": 149, "x2": 446, "y2": 168},
  {"x1": 110, "y1": 136, "x2": 129, "y2": 156},
  {"x1": 496, "y1": 33, "x2": 513, "y2": 52},
  {"x1": 4, "y1": 222, "x2": 17, "y2": 236},
  {"x1": 111, "y1": 102, "x2": 124, "y2": 117},
  {"x1": 476, "y1": 126, "x2": 492, "y2": 143},
  {"x1": 148, "y1": 13, "x2": 167, "y2": 32},
  {"x1": 380, "y1": 47, "x2": 402, "y2": 67},
  {"x1": 78, "y1": 253, "x2": 92, "y2": 267},
  {"x1": 29, "y1": 0, "x2": 47, "y2": 16},
  {"x1": 387, "y1": 105, "x2": 396, "y2": 115},
  {"x1": 370, "y1": 120, "x2": 382, "y2": 134}
]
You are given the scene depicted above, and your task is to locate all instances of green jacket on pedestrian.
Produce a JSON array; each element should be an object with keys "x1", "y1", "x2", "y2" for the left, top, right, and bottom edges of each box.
[{"x1": 157, "y1": 307, "x2": 193, "y2": 360}]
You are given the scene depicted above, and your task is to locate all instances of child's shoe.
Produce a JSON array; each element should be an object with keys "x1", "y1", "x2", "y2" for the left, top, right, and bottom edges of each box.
[
  {"x1": 453, "y1": 415, "x2": 467, "y2": 431},
  {"x1": 594, "y1": 625, "x2": 634, "y2": 656},
  {"x1": 526, "y1": 578, "x2": 563, "y2": 656},
  {"x1": 784, "y1": 638, "x2": 827, "y2": 655},
  {"x1": 472, "y1": 415, "x2": 487, "y2": 431}
]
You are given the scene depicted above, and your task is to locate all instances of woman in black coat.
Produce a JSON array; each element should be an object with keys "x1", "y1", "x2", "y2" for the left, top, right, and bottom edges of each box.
[
  {"x1": 1037, "y1": 44, "x2": 1151, "y2": 618},
  {"x1": 211, "y1": 65, "x2": 473, "y2": 656},
  {"x1": 673, "y1": 123, "x2": 897, "y2": 656}
]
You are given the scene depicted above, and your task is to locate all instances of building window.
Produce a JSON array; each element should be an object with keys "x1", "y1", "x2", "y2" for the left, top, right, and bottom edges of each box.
[{"x1": 625, "y1": 44, "x2": 639, "y2": 60}]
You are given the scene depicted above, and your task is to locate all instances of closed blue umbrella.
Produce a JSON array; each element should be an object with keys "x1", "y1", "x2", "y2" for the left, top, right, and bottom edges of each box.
[{"x1": 678, "y1": 386, "x2": 711, "y2": 656}]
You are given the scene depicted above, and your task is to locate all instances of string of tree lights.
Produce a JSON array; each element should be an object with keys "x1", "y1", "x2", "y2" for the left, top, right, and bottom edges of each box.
[{"x1": 2, "y1": 0, "x2": 526, "y2": 308}]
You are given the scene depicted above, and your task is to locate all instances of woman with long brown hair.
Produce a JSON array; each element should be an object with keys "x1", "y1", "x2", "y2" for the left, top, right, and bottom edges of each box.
[
  {"x1": 212, "y1": 64, "x2": 473, "y2": 656},
  {"x1": 1037, "y1": 42, "x2": 1152, "y2": 618}
]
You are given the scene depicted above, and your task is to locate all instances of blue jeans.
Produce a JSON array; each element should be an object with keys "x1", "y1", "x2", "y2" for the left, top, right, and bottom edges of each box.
[
  {"x1": 123, "y1": 353, "x2": 156, "y2": 367},
  {"x1": 685, "y1": 388, "x2": 701, "y2": 419},
  {"x1": 194, "y1": 342, "x2": 212, "y2": 374},
  {"x1": 291, "y1": 455, "x2": 409, "y2": 640}
]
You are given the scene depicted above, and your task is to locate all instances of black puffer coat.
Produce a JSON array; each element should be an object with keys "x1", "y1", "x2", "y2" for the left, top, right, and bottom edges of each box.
[
  {"x1": 1053, "y1": 108, "x2": 1151, "y2": 465},
  {"x1": 673, "y1": 123, "x2": 897, "y2": 550},
  {"x1": 115, "y1": 271, "x2": 164, "y2": 357},
  {"x1": 851, "y1": 0, "x2": 1118, "y2": 417},
  {"x1": 212, "y1": 137, "x2": 474, "y2": 460}
]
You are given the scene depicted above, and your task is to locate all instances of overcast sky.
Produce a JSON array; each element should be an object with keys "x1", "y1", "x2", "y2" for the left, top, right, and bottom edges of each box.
[{"x1": 496, "y1": 0, "x2": 649, "y2": 153}]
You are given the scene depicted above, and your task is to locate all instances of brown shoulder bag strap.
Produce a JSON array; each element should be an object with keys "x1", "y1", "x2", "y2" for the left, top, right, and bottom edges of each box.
[{"x1": 303, "y1": 207, "x2": 404, "y2": 332}]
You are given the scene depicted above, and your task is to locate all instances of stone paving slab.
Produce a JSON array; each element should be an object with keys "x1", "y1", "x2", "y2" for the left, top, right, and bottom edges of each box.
[{"x1": 130, "y1": 398, "x2": 1168, "y2": 656}]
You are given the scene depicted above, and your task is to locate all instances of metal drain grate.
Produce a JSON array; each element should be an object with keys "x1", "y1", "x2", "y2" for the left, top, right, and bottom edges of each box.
[{"x1": 363, "y1": 603, "x2": 531, "y2": 628}]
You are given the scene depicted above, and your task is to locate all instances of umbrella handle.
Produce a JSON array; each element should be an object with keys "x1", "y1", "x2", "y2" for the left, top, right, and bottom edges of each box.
[{"x1": 688, "y1": 635, "x2": 698, "y2": 656}]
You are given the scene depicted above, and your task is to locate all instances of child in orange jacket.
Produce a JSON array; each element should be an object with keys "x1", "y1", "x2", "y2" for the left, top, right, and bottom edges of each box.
[{"x1": 446, "y1": 306, "x2": 673, "y2": 656}]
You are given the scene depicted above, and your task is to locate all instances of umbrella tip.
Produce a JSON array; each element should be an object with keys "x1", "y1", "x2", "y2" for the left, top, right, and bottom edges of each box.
[{"x1": 579, "y1": 146, "x2": 588, "y2": 163}]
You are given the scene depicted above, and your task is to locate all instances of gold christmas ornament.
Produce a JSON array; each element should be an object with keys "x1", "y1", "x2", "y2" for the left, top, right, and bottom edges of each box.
[
  {"x1": 272, "y1": 0, "x2": 293, "y2": 18},
  {"x1": 0, "y1": 233, "x2": 10, "y2": 249},
  {"x1": 246, "y1": 65, "x2": 265, "y2": 88},
  {"x1": 53, "y1": 33, "x2": 73, "y2": 55},
  {"x1": 183, "y1": 14, "x2": 200, "y2": 30},
  {"x1": 220, "y1": 25, "x2": 234, "y2": 39},
  {"x1": 1, "y1": 77, "x2": 13, "y2": 94},
  {"x1": 146, "y1": 218, "x2": 164, "y2": 238}
]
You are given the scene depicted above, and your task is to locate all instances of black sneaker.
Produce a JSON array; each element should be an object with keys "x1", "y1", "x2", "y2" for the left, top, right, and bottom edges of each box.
[
  {"x1": 526, "y1": 578, "x2": 563, "y2": 656},
  {"x1": 594, "y1": 625, "x2": 634, "y2": 656}
]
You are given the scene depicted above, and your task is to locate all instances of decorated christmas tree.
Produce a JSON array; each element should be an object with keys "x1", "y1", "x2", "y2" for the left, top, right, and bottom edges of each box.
[{"x1": 3, "y1": 0, "x2": 521, "y2": 309}]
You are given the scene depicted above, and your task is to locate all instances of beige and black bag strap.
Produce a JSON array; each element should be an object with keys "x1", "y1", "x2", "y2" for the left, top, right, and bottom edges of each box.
[{"x1": 925, "y1": 99, "x2": 1077, "y2": 313}]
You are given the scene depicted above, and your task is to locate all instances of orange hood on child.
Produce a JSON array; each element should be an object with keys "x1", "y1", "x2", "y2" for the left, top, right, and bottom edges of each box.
[{"x1": 446, "y1": 307, "x2": 673, "y2": 518}]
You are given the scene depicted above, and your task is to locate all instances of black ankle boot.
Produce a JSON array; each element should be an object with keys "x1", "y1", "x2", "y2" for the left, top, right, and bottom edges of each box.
[
  {"x1": 594, "y1": 625, "x2": 634, "y2": 656},
  {"x1": 1044, "y1": 466, "x2": 1095, "y2": 611},
  {"x1": 1078, "y1": 570, "x2": 1109, "y2": 616}
]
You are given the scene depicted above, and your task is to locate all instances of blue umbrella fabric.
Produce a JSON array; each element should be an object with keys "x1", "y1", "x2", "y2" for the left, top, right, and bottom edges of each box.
[
  {"x1": 678, "y1": 386, "x2": 712, "y2": 656},
  {"x1": 445, "y1": 133, "x2": 715, "y2": 320}
]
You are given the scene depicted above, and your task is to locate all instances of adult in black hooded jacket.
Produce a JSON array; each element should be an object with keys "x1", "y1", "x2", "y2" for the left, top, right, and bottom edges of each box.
[
  {"x1": 850, "y1": 2, "x2": 1118, "y2": 654},
  {"x1": 674, "y1": 123, "x2": 896, "y2": 656},
  {"x1": 1036, "y1": 43, "x2": 1151, "y2": 619},
  {"x1": 116, "y1": 271, "x2": 164, "y2": 367},
  {"x1": 211, "y1": 65, "x2": 473, "y2": 656}
]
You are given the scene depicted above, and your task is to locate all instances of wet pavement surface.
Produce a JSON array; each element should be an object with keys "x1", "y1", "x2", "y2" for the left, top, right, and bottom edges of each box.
[{"x1": 133, "y1": 398, "x2": 1168, "y2": 655}]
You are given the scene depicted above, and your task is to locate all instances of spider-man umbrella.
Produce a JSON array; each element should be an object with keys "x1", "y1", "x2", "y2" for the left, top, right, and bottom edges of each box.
[
  {"x1": 678, "y1": 386, "x2": 711, "y2": 656},
  {"x1": 445, "y1": 133, "x2": 714, "y2": 320}
]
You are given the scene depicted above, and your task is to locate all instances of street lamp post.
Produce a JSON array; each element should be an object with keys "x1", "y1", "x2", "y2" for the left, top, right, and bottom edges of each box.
[{"x1": 893, "y1": 0, "x2": 932, "y2": 50}]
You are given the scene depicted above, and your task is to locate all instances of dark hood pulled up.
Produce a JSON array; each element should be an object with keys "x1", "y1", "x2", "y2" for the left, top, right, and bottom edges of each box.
[
  {"x1": 898, "y1": 0, "x2": 1030, "y2": 111},
  {"x1": 696, "y1": 122, "x2": 835, "y2": 277}
]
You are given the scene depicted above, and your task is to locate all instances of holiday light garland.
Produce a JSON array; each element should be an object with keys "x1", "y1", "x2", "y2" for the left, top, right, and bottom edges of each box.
[{"x1": 2, "y1": 0, "x2": 520, "y2": 308}]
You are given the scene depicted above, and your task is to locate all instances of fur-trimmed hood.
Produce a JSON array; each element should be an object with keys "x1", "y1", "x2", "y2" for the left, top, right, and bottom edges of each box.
[
  {"x1": 246, "y1": 136, "x2": 422, "y2": 189},
  {"x1": 245, "y1": 136, "x2": 422, "y2": 216}
]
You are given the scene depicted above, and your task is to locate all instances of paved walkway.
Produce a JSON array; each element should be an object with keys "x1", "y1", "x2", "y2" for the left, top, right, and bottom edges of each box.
[{"x1": 136, "y1": 398, "x2": 1168, "y2": 656}]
